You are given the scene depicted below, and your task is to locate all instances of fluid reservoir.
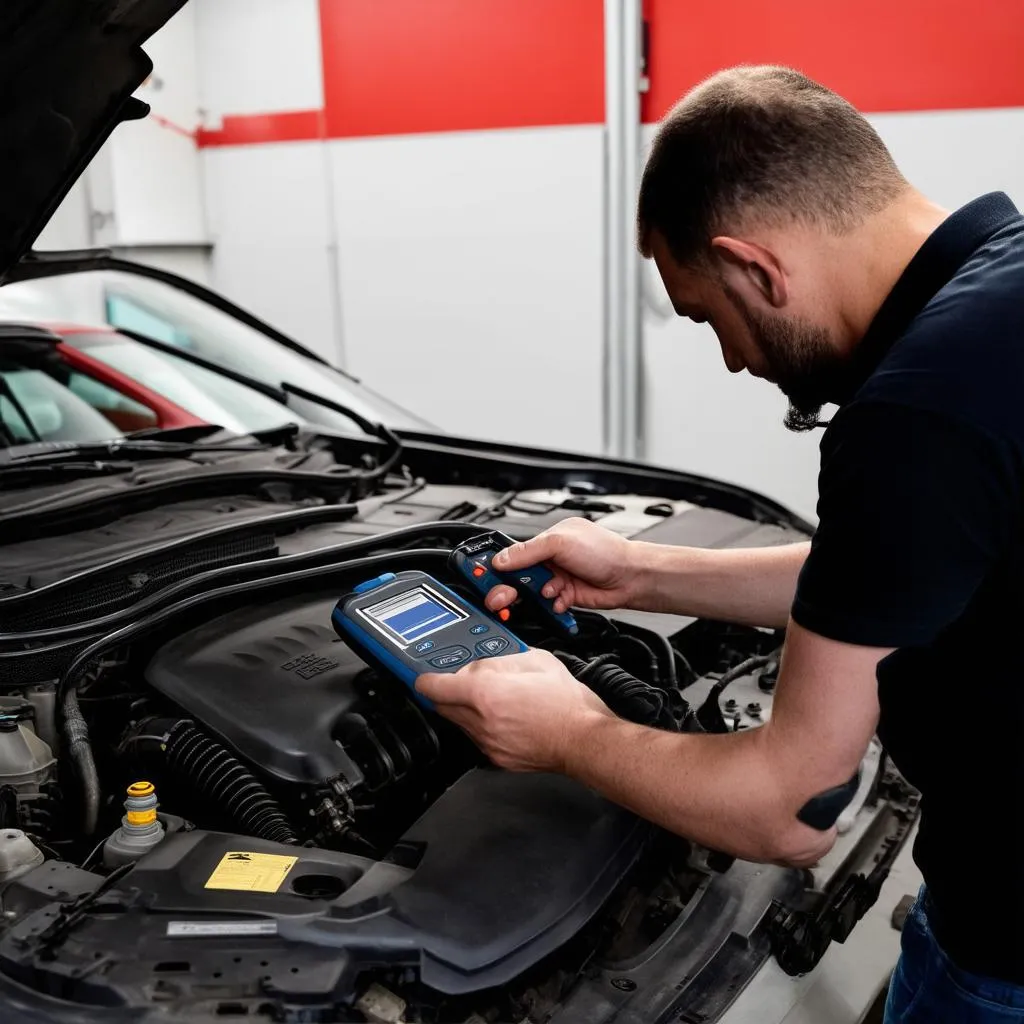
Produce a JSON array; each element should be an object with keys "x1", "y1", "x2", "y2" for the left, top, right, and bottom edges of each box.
[
  {"x1": 103, "y1": 781, "x2": 166, "y2": 868},
  {"x1": 0, "y1": 703, "x2": 56, "y2": 798},
  {"x1": 0, "y1": 830, "x2": 44, "y2": 885}
]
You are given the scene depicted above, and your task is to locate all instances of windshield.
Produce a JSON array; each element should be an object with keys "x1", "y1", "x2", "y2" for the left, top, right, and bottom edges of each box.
[
  {"x1": 0, "y1": 269, "x2": 434, "y2": 434},
  {"x1": 0, "y1": 368, "x2": 122, "y2": 445},
  {"x1": 66, "y1": 334, "x2": 308, "y2": 436}
]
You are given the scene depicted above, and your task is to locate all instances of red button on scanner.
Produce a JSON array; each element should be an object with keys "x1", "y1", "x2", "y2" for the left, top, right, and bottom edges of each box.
[
  {"x1": 472, "y1": 565, "x2": 486, "y2": 578},
  {"x1": 499, "y1": 608, "x2": 510, "y2": 622}
]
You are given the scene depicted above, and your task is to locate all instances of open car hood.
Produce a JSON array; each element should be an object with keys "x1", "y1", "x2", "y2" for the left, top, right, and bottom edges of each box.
[{"x1": 0, "y1": 0, "x2": 185, "y2": 283}]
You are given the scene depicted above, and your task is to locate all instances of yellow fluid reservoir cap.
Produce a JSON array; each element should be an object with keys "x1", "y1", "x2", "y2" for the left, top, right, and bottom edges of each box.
[{"x1": 127, "y1": 781, "x2": 155, "y2": 798}]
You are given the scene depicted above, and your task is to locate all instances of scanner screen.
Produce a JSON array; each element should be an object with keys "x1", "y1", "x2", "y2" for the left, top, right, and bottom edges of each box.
[{"x1": 364, "y1": 586, "x2": 466, "y2": 646}]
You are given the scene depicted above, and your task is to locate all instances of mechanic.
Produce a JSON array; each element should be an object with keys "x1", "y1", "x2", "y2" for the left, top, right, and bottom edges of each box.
[{"x1": 416, "y1": 66, "x2": 1024, "y2": 1021}]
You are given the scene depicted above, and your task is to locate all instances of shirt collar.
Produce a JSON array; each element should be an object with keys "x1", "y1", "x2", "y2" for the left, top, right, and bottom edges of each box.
[{"x1": 839, "y1": 192, "x2": 1021, "y2": 402}]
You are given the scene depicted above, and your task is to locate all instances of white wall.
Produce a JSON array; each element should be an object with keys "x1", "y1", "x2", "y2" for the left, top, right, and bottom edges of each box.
[
  {"x1": 203, "y1": 143, "x2": 341, "y2": 362},
  {"x1": 641, "y1": 109, "x2": 1024, "y2": 521},
  {"x1": 328, "y1": 126, "x2": 605, "y2": 450},
  {"x1": 196, "y1": 0, "x2": 324, "y2": 124}
]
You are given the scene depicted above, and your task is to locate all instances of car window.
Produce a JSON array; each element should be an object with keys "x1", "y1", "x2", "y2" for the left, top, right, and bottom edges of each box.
[
  {"x1": 0, "y1": 369, "x2": 123, "y2": 444},
  {"x1": 65, "y1": 371, "x2": 160, "y2": 433},
  {"x1": 65, "y1": 335, "x2": 307, "y2": 436},
  {"x1": 0, "y1": 270, "x2": 436, "y2": 434}
]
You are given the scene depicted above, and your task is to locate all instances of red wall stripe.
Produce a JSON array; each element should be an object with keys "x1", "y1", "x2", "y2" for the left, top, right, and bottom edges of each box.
[
  {"x1": 197, "y1": 109, "x2": 326, "y2": 148},
  {"x1": 196, "y1": 0, "x2": 1024, "y2": 148},
  {"x1": 644, "y1": 0, "x2": 1024, "y2": 121},
  {"x1": 317, "y1": 0, "x2": 605, "y2": 137}
]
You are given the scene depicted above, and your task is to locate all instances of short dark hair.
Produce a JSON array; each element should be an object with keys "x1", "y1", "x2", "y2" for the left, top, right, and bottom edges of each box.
[{"x1": 637, "y1": 66, "x2": 907, "y2": 265}]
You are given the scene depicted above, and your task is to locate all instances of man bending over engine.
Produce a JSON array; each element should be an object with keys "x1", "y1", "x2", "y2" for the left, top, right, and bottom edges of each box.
[{"x1": 416, "y1": 67, "x2": 1024, "y2": 1023}]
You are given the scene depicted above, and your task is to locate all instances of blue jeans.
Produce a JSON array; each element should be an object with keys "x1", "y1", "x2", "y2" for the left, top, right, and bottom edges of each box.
[{"x1": 885, "y1": 888, "x2": 1024, "y2": 1022}]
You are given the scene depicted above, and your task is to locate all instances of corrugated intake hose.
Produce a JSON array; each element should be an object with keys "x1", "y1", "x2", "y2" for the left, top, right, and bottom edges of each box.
[
  {"x1": 557, "y1": 653, "x2": 688, "y2": 731},
  {"x1": 161, "y1": 720, "x2": 298, "y2": 845}
]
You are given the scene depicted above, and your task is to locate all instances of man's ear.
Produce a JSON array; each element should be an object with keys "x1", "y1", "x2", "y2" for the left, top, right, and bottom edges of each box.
[{"x1": 710, "y1": 236, "x2": 788, "y2": 311}]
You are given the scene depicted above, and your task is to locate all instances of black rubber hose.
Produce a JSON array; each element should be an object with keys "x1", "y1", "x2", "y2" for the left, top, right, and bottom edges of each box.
[
  {"x1": 160, "y1": 720, "x2": 298, "y2": 845},
  {"x1": 62, "y1": 688, "x2": 101, "y2": 836},
  {"x1": 559, "y1": 654, "x2": 685, "y2": 730},
  {"x1": 707, "y1": 654, "x2": 775, "y2": 700}
]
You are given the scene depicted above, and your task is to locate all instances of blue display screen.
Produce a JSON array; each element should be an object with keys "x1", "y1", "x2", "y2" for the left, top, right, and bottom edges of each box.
[{"x1": 364, "y1": 586, "x2": 465, "y2": 646}]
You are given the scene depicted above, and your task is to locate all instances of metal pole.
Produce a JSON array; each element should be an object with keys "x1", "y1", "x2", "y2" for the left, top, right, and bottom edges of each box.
[{"x1": 603, "y1": 0, "x2": 644, "y2": 460}]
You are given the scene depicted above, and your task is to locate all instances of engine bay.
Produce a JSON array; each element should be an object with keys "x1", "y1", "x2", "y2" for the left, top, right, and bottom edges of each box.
[{"x1": 0, "y1": 451, "x2": 919, "y2": 1023}]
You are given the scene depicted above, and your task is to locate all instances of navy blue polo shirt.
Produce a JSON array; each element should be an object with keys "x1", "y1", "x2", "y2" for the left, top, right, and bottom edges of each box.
[{"x1": 792, "y1": 193, "x2": 1024, "y2": 982}]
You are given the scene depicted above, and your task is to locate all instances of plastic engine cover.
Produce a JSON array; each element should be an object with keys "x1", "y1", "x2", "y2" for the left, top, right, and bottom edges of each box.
[
  {"x1": 144, "y1": 591, "x2": 401, "y2": 785},
  {"x1": 0, "y1": 770, "x2": 649, "y2": 1003}
]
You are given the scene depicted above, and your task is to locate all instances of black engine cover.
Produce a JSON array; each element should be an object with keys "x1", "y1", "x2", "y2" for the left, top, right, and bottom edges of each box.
[
  {"x1": 145, "y1": 590, "x2": 434, "y2": 787},
  {"x1": 0, "y1": 770, "x2": 649, "y2": 1002}
]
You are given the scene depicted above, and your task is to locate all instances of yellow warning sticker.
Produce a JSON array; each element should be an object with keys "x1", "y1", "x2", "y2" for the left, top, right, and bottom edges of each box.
[{"x1": 204, "y1": 852, "x2": 298, "y2": 894}]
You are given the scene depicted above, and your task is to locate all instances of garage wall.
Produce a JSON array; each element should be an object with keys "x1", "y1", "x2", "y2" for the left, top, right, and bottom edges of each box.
[
  {"x1": 196, "y1": 0, "x2": 607, "y2": 448},
  {"x1": 189, "y1": 0, "x2": 1024, "y2": 518}
]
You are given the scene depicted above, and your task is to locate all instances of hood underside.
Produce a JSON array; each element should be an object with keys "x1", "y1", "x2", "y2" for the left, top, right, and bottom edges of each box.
[{"x1": 0, "y1": 0, "x2": 185, "y2": 282}]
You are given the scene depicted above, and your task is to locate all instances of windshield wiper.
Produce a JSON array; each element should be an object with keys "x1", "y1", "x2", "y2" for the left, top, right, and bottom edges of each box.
[
  {"x1": 115, "y1": 328, "x2": 405, "y2": 483},
  {"x1": 0, "y1": 437, "x2": 271, "y2": 467},
  {"x1": 0, "y1": 459, "x2": 136, "y2": 481},
  {"x1": 125, "y1": 423, "x2": 229, "y2": 442},
  {"x1": 0, "y1": 375, "x2": 42, "y2": 444}
]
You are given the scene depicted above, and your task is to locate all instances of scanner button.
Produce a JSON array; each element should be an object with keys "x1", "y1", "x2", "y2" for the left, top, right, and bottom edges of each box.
[
  {"x1": 429, "y1": 647, "x2": 471, "y2": 669},
  {"x1": 470, "y1": 624, "x2": 489, "y2": 635},
  {"x1": 498, "y1": 609, "x2": 510, "y2": 622},
  {"x1": 476, "y1": 637, "x2": 510, "y2": 657},
  {"x1": 414, "y1": 640, "x2": 436, "y2": 654},
  {"x1": 472, "y1": 564, "x2": 486, "y2": 578}
]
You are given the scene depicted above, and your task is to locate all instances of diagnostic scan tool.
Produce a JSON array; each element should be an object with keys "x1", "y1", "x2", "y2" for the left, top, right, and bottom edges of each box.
[{"x1": 332, "y1": 570, "x2": 528, "y2": 709}]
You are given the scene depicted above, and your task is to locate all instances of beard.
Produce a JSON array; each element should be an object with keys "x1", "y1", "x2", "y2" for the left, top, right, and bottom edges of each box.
[{"x1": 721, "y1": 284, "x2": 850, "y2": 432}]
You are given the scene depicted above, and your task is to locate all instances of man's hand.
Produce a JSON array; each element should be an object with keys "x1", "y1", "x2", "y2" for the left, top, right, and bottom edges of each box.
[
  {"x1": 485, "y1": 517, "x2": 810, "y2": 628},
  {"x1": 486, "y1": 518, "x2": 640, "y2": 615},
  {"x1": 415, "y1": 649, "x2": 613, "y2": 772}
]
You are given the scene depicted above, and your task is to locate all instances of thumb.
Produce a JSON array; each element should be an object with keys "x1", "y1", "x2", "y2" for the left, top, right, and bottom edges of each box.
[
  {"x1": 493, "y1": 533, "x2": 558, "y2": 571},
  {"x1": 415, "y1": 670, "x2": 475, "y2": 706}
]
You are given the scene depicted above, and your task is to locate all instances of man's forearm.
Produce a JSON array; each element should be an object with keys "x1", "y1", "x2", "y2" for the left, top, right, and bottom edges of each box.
[
  {"x1": 561, "y1": 710, "x2": 832, "y2": 866},
  {"x1": 629, "y1": 541, "x2": 810, "y2": 627}
]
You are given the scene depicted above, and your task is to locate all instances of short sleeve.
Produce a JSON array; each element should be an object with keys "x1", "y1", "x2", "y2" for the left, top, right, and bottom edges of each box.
[{"x1": 792, "y1": 401, "x2": 1019, "y2": 648}]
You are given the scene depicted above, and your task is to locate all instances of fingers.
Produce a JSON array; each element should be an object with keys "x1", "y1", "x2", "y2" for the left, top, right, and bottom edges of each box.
[
  {"x1": 484, "y1": 584, "x2": 519, "y2": 611},
  {"x1": 492, "y1": 532, "x2": 561, "y2": 571},
  {"x1": 491, "y1": 573, "x2": 573, "y2": 613},
  {"x1": 415, "y1": 670, "x2": 477, "y2": 706}
]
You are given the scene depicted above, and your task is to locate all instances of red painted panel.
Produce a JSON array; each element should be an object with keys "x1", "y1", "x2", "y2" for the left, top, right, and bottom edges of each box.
[
  {"x1": 317, "y1": 0, "x2": 605, "y2": 137},
  {"x1": 197, "y1": 109, "x2": 326, "y2": 148},
  {"x1": 643, "y1": 0, "x2": 1024, "y2": 121}
]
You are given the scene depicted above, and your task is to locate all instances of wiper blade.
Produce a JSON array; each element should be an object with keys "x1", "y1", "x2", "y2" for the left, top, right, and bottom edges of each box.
[
  {"x1": 0, "y1": 438, "x2": 270, "y2": 467},
  {"x1": 126, "y1": 423, "x2": 229, "y2": 442},
  {"x1": 0, "y1": 459, "x2": 135, "y2": 480},
  {"x1": 112, "y1": 328, "x2": 404, "y2": 485}
]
